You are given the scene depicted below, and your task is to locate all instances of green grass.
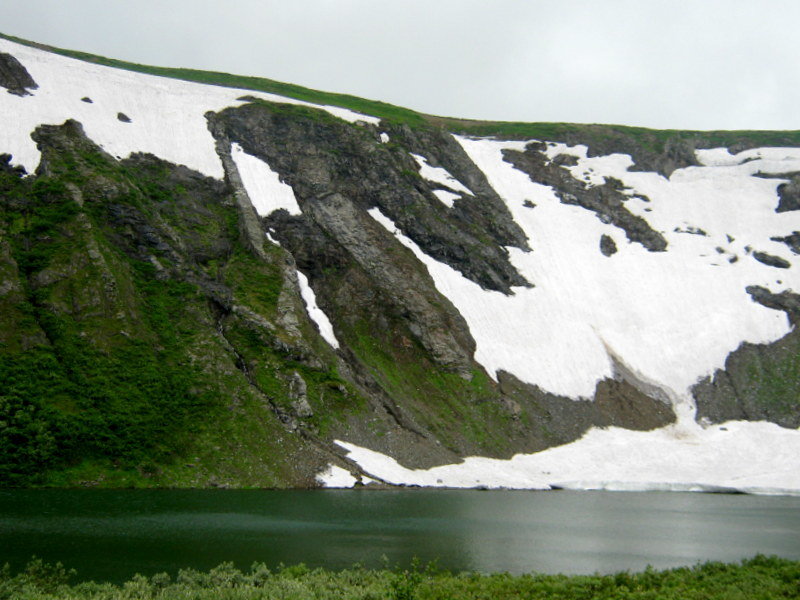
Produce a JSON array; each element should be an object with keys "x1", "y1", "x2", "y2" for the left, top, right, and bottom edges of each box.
[
  {"x1": 1, "y1": 555, "x2": 798, "y2": 600},
  {"x1": 346, "y1": 318, "x2": 514, "y2": 454}
]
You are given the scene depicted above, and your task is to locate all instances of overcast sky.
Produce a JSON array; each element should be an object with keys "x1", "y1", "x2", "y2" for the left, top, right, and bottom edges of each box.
[{"x1": 2, "y1": 0, "x2": 798, "y2": 130}]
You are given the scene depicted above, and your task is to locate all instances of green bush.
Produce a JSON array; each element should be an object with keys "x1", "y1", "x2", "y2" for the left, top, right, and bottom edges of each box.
[{"x1": 0, "y1": 556, "x2": 798, "y2": 600}]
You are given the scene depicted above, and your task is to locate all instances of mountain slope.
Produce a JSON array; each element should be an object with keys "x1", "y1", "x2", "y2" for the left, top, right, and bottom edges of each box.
[{"x1": 0, "y1": 35, "x2": 798, "y2": 492}]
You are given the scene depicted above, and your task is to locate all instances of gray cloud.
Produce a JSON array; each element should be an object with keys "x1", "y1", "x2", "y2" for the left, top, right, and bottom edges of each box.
[{"x1": 1, "y1": 0, "x2": 799, "y2": 130}]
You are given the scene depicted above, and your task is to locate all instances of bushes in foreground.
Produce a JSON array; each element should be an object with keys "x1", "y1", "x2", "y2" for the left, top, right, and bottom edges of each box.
[{"x1": 1, "y1": 555, "x2": 798, "y2": 600}]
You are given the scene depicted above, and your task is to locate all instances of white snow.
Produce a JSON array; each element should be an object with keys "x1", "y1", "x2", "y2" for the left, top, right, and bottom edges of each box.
[
  {"x1": 410, "y1": 153, "x2": 474, "y2": 195},
  {"x1": 444, "y1": 136, "x2": 799, "y2": 402},
  {"x1": 432, "y1": 189, "x2": 460, "y2": 208},
  {"x1": 379, "y1": 132, "x2": 390, "y2": 143},
  {"x1": 357, "y1": 138, "x2": 800, "y2": 494},
  {"x1": 231, "y1": 143, "x2": 301, "y2": 216},
  {"x1": 0, "y1": 38, "x2": 377, "y2": 179},
  {"x1": 296, "y1": 271, "x2": 340, "y2": 349},
  {"x1": 696, "y1": 146, "x2": 800, "y2": 167},
  {"x1": 315, "y1": 464, "x2": 357, "y2": 488},
  {"x1": 331, "y1": 413, "x2": 800, "y2": 494}
]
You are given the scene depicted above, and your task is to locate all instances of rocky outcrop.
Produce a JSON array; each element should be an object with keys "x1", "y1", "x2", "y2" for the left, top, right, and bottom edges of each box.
[
  {"x1": 692, "y1": 287, "x2": 800, "y2": 429},
  {"x1": 385, "y1": 123, "x2": 530, "y2": 253},
  {"x1": 208, "y1": 102, "x2": 528, "y2": 293},
  {"x1": 600, "y1": 234, "x2": 617, "y2": 257},
  {"x1": 771, "y1": 232, "x2": 800, "y2": 255},
  {"x1": 302, "y1": 192, "x2": 475, "y2": 373},
  {"x1": 752, "y1": 251, "x2": 791, "y2": 269},
  {"x1": 494, "y1": 371, "x2": 675, "y2": 455},
  {"x1": 746, "y1": 286, "x2": 800, "y2": 324},
  {"x1": 776, "y1": 176, "x2": 800, "y2": 213},
  {"x1": 0, "y1": 52, "x2": 37, "y2": 96},
  {"x1": 503, "y1": 143, "x2": 668, "y2": 252}
]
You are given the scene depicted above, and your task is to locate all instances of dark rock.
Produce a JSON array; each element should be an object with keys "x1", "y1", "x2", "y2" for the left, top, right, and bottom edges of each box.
[
  {"x1": 693, "y1": 286, "x2": 800, "y2": 429},
  {"x1": 771, "y1": 231, "x2": 800, "y2": 255},
  {"x1": 523, "y1": 199, "x2": 536, "y2": 208},
  {"x1": 776, "y1": 177, "x2": 800, "y2": 212},
  {"x1": 673, "y1": 225, "x2": 707, "y2": 236},
  {"x1": 289, "y1": 371, "x2": 313, "y2": 418},
  {"x1": 693, "y1": 326, "x2": 800, "y2": 429},
  {"x1": 752, "y1": 251, "x2": 791, "y2": 269},
  {"x1": 208, "y1": 102, "x2": 529, "y2": 293},
  {"x1": 495, "y1": 370, "x2": 675, "y2": 453},
  {"x1": 551, "y1": 153, "x2": 579, "y2": 167},
  {"x1": 0, "y1": 52, "x2": 38, "y2": 96},
  {"x1": 503, "y1": 145, "x2": 668, "y2": 252},
  {"x1": 746, "y1": 285, "x2": 800, "y2": 325},
  {"x1": 302, "y1": 191, "x2": 475, "y2": 372},
  {"x1": 81, "y1": 96, "x2": 93, "y2": 103},
  {"x1": 599, "y1": 234, "x2": 617, "y2": 256},
  {"x1": 387, "y1": 123, "x2": 531, "y2": 251},
  {"x1": 117, "y1": 112, "x2": 131, "y2": 123}
]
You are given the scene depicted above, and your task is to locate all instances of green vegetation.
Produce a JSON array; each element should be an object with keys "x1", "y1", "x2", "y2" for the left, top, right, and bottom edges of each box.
[
  {"x1": 0, "y1": 115, "x2": 375, "y2": 487},
  {"x1": 0, "y1": 171, "x2": 213, "y2": 485},
  {"x1": 0, "y1": 123, "x2": 340, "y2": 488},
  {"x1": 347, "y1": 318, "x2": 513, "y2": 455},
  {"x1": 1, "y1": 556, "x2": 798, "y2": 599}
]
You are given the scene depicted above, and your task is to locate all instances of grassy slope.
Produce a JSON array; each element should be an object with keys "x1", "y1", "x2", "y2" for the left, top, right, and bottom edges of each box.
[
  {"x1": 5, "y1": 31, "x2": 800, "y2": 149},
  {"x1": 0, "y1": 122, "x2": 352, "y2": 488},
  {"x1": 2, "y1": 556, "x2": 798, "y2": 600}
]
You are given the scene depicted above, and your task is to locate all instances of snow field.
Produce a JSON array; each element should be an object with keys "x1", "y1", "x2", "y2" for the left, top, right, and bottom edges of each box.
[
  {"x1": 446, "y1": 136, "x2": 797, "y2": 403},
  {"x1": 326, "y1": 413, "x2": 800, "y2": 494},
  {"x1": 344, "y1": 138, "x2": 800, "y2": 493},
  {"x1": 0, "y1": 38, "x2": 378, "y2": 180}
]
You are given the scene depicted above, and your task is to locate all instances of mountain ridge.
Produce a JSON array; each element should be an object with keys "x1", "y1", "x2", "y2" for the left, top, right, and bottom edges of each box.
[{"x1": 0, "y1": 34, "x2": 798, "y2": 492}]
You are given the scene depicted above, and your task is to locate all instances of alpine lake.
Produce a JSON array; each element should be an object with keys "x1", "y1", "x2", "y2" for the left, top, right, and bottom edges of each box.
[{"x1": 1, "y1": 488, "x2": 799, "y2": 583}]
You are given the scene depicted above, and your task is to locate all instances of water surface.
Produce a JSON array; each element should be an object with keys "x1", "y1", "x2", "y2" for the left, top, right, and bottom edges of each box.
[{"x1": 1, "y1": 489, "x2": 798, "y2": 582}]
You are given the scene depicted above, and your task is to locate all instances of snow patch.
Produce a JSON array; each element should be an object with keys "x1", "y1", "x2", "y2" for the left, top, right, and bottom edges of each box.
[
  {"x1": 333, "y1": 415, "x2": 800, "y2": 494},
  {"x1": 231, "y1": 143, "x2": 301, "y2": 216},
  {"x1": 432, "y1": 189, "x2": 460, "y2": 208},
  {"x1": 0, "y1": 38, "x2": 377, "y2": 179},
  {"x1": 297, "y1": 271, "x2": 340, "y2": 349},
  {"x1": 316, "y1": 464, "x2": 357, "y2": 488},
  {"x1": 410, "y1": 153, "x2": 473, "y2": 195},
  {"x1": 696, "y1": 146, "x2": 800, "y2": 167},
  {"x1": 379, "y1": 132, "x2": 390, "y2": 143}
]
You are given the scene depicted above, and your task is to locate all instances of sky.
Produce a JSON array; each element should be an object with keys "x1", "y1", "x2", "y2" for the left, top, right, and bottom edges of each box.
[{"x1": 1, "y1": 0, "x2": 798, "y2": 131}]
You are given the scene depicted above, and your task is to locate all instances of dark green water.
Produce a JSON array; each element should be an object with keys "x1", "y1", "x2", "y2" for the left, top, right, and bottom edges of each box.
[{"x1": 1, "y1": 489, "x2": 798, "y2": 582}]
